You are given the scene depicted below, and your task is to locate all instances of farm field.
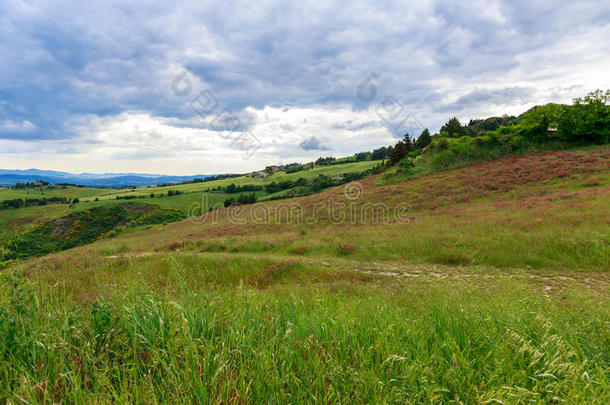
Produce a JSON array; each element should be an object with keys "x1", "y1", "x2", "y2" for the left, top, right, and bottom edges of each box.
[
  {"x1": 78, "y1": 160, "x2": 379, "y2": 201},
  {"x1": 0, "y1": 161, "x2": 378, "y2": 240},
  {"x1": 0, "y1": 185, "x2": 109, "y2": 201},
  {"x1": 1, "y1": 147, "x2": 608, "y2": 403}
]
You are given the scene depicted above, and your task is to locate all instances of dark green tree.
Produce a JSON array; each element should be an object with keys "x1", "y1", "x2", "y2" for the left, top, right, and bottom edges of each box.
[
  {"x1": 414, "y1": 128, "x2": 432, "y2": 149},
  {"x1": 371, "y1": 146, "x2": 387, "y2": 160},
  {"x1": 237, "y1": 193, "x2": 257, "y2": 204},
  {"x1": 440, "y1": 117, "x2": 465, "y2": 137},
  {"x1": 389, "y1": 134, "x2": 414, "y2": 165},
  {"x1": 355, "y1": 152, "x2": 370, "y2": 161}
]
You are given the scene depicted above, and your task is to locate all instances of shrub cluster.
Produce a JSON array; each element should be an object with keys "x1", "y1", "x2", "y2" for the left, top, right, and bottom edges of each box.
[
  {"x1": 421, "y1": 90, "x2": 610, "y2": 170},
  {"x1": 0, "y1": 196, "x2": 71, "y2": 210},
  {"x1": 224, "y1": 193, "x2": 258, "y2": 207}
]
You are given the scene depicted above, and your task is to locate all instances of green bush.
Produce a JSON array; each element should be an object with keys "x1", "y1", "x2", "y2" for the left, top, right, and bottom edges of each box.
[{"x1": 132, "y1": 208, "x2": 186, "y2": 226}]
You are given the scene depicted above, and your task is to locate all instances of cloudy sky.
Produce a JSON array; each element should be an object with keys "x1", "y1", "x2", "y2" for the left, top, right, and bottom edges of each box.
[{"x1": 1, "y1": 0, "x2": 609, "y2": 174}]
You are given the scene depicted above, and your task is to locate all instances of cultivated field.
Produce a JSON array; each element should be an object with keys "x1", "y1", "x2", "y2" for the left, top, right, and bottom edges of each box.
[
  {"x1": 0, "y1": 185, "x2": 109, "y2": 201},
  {"x1": 78, "y1": 161, "x2": 379, "y2": 202}
]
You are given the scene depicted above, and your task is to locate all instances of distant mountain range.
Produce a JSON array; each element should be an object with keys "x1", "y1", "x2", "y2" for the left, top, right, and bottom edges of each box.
[{"x1": 0, "y1": 169, "x2": 217, "y2": 188}]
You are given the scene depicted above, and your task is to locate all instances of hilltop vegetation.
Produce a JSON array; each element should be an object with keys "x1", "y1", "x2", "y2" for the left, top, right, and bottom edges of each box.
[{"x1": 385, "y1": 89, "x2": 610, "y2": 177}]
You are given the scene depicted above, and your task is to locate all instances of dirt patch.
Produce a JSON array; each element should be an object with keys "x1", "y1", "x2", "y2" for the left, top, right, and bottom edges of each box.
[
  {"x1": 51, "y1": 217, "x2": 75, "y2": 235},
  {"x1": 119, "y1": 203, "x2": 157, "y2": 215}
]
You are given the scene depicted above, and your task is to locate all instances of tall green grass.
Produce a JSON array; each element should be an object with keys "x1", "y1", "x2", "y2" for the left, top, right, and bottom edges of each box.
[{"x1": 0, "y1": 264, "x2": 608, "y2": 403}]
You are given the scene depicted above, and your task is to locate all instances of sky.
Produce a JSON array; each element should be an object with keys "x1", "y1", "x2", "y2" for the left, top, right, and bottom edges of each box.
[{"x1": 1, "y1": 0, "x2": 609, "y2": 175}]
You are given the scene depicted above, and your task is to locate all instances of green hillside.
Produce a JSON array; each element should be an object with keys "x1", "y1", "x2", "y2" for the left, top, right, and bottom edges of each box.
[
  {"x1": 0, "y1": 160, "x2": 379, "y2": 241},
  {"x1": 79, "y1": 160, "x2": 379, "y2": 201},
  {"x1": 1, "y1": 145, "x2": 608, "y2": 402}
]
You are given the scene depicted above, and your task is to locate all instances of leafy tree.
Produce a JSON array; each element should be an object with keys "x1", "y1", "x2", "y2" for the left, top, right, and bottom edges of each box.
[
  {"x1": 237, "y1": 193, "x2": 257, "y2": 204},
  {"x1": 466, "y1": 116, "x2": 519, "y2": 135},
  {"x1": 390, "y1": 134, "x2": 414, "y2": 165},
  {"x1": 311, "y1": 174, "x2": 333, "y2": 191},
  {"x1": 386, "y1": 145, "x2": 393, "y2": 158},
  {"x1": 223, "y1": 197, "x2": 235, "y2": 207},
  {"x1": 440, "y1": 117, "x2": 466, "y2": 138},
  {"x1": 414, "y1": 128, "x2": 432, "y2": 149},
  {"x1": 390, "y1": 143, "x2": 405, "y2": 165},
  {"x1": 517, "y1": 104, "x2": 564, "y2": 142},
  {"x1": 315, "y1": 157, "x2": 336, "y2": 165},
  {"x1": 558, "y1": 89, "x2": 610, "y2": 144},
  {"x1": 355, "y1": 152, "x2": 370, "y2": 161},
  {"x1": 285, "y1": 164, "x2": 304, "y2": 173},
  {"x1": 371, "y1": 146, "x2": 388, "y2": 160},
  {"x1": 404, "y1": 134, "x2": 413, "y2": 151}
]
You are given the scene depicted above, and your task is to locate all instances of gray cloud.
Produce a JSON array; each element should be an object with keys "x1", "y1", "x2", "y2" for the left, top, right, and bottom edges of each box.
[
  {"x1": 299, "y1": 136, "x2": 330, "y2": 151},
  {"x1": 437, "y1": 86, "x2": 538, "y2": 112},
  {"x1": 1, "y1": 0, "x2": 609, "y2": 171}
]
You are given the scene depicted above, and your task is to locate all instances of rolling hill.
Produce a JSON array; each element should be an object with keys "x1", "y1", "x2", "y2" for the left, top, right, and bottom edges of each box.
[
  {"x1": 0, "y1": 160, "x2": 380, "y2": 252},
  {"x1": 0, "y1": 145, "x2": 608, "y2": 402}
]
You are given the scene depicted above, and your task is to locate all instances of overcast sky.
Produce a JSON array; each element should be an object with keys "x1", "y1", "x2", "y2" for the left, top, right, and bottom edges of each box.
[{"x1": 1, "y1": 0, "x2": 609, "y2": 174}]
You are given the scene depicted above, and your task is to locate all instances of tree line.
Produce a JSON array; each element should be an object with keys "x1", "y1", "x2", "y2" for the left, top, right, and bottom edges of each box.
[
  {"x1": 0, "y1": 196, "x2": 72, "y2": 210},
  {"x1": 379, "y1": 89, "x2": 609, "y2": 170}
]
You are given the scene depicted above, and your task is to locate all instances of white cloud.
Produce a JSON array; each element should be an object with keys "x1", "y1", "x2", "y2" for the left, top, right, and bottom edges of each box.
[
  {"x1": 1, "y1": 0, "x2": 609, "y2": 172},
  {"x1": 0, "y1": 106, "x2": 395, "y2": 174},
  {"x1": 0, "y1": 120, "x2": 37, "y2": 134}
]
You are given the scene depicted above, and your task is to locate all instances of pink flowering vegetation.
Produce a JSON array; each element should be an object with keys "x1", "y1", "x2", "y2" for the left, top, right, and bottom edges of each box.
[{"x1": 242, "y1": 260, "x2": 300, "y2": 289}]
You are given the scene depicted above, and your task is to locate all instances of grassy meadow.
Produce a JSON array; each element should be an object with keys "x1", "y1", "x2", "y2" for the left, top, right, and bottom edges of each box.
[
  {"x1": 0, "y1": 147, "x2": 609, "y2": 402},
  {"x1": 0, "y1": 185, "x2": 109, "y2": 201}
]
